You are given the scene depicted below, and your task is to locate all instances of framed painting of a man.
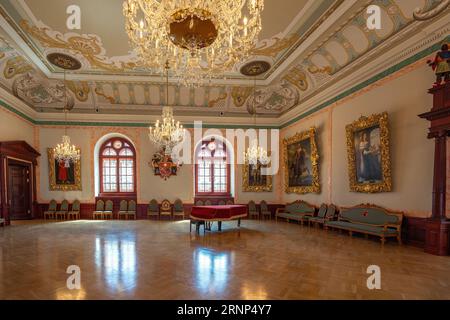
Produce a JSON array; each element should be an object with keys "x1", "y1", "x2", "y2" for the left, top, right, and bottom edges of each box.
[
  {"x1": 47, "y1": 148, "x2": 82, "y2": 191},
  {"x1": 345, "y1": 112, "x2": 391, "y2": 193},
  {"x1": 243, "y1": 160, "x2": 272, "y2": 192},
  {"x1": 283, "y1": 127, "x2": 320, "y2": 194}
]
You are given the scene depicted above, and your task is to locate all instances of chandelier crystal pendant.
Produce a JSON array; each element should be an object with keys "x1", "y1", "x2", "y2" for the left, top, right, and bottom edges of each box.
[
  {"x1": 148, "y1": 63, "x2": 186, "y2": 155},
  {"x1": 244, "y1": 78, "x2": 270, "y2": 166},
  {"x1": 53, "y1": 70, "x2": 80, "y2": 165},
  {"x1": 123, "y1": 0, "x2": 264, "y2": 86}
]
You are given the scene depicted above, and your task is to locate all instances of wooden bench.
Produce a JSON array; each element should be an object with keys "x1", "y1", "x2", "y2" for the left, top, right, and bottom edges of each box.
[
  {"x1": 325, "y1": 204, "x2": 403, "y2": 244},
  {"x1": 275, "y1": 200, "x2": 315, "y2": 225}
]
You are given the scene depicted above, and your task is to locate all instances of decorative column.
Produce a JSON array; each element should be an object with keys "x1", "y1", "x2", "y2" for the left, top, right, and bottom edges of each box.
[
  {"x1": 0, "y1": 155, "x2": 7, "y2": 225},
  {"x1": 419, "y1": 81, "x2": 450, "y2": 255}
]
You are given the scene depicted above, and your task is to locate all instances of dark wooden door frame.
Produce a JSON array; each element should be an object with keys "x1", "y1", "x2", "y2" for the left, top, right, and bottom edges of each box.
[
  {"x1": 0, "y1": 141, "x2": 40, "y2": 225},
  {"x1": 7, "y1": 159, "x2": 33, "y2": 220}
]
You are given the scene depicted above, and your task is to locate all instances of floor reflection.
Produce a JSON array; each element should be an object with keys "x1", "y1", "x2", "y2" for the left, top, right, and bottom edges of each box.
[
  {"x1": 95, "y1": 232, "x2": 137, "y2": 293},
  {"x1": 194, "y1": 248, "x2": 231, "y2": 294}
]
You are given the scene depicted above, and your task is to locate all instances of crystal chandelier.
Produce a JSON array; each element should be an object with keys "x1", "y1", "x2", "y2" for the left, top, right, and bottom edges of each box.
[
  {"x1": 53, "y1": 71, "x2": 80, "y2": 164},
  {"x1": 148, "y1": 63, "x2": 186, "y2": 155},
  {"x1": 123, "y1": 0, "x2": 264, "y2": 86},
  {"x1": 244, "y1": 78, "x2": 270, "y2": 166}
]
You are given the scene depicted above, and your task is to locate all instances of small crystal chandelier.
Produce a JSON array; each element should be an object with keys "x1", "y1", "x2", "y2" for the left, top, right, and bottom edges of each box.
[
  {"x1": 53, "y1": 71, "x2": 80, "y2": 164},
  {"x1": 123, "y1": 0, "x2": 264, "y2": 86},
  {"x1": 244, "y1": 78, "x2": 270, "y2": 166},
  {"x1": 148, "y1": 62, "x2": 186, "y2": 155}
]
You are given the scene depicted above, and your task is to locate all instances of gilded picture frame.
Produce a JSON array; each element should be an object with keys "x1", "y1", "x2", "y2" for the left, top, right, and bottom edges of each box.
[
  {"x1": 345, "y1": 112, "x2": 392, "y2": 193},
  {"x1": 47, "y1": 148, "x2": 82, "y2": 191},
  {"x1": 283, "y1": 127, "x2": 320, "y2": 194},
  {"x1": 242, "y1": 160, "x2": 273, "y2": 192}
]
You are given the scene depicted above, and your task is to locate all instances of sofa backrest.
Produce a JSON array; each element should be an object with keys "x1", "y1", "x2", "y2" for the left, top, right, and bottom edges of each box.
[
  {"x1": 340, "y1": 205, "x2": 401, "y2": 226},
  {"x1": 285, "y1": 201, "x2": 315, "y2": 214}
]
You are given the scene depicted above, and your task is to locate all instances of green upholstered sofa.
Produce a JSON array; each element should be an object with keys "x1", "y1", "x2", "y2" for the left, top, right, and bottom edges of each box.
[
  {"x1": 325, "y1": 204, "x2": 403, "y2": 244},
  {"x1": 275, "y1": 200, "x2": 315, "y2": 225}
]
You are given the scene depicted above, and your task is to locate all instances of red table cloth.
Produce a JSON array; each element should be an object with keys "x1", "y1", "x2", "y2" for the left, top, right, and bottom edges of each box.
[{"x1": 190, "y1": 205, "x2": 248, "y2": 221}]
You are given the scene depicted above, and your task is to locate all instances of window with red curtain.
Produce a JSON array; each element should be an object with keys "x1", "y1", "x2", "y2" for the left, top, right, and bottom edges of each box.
[
  {"x1": 195, "y1": 138, "x2": 230, "y2": 196},
  {"x1": 99, "y1": 138, "x2": 136, "y2": 195}
]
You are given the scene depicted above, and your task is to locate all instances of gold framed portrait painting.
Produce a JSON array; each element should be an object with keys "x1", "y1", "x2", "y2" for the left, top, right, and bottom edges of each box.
[
  {"x1": 283, "y1": 127, "x2": 320, "y2": 194},
  {"x1": 345, "y1": 112, "x2": 392, "y2": 193},
  {"x1": 47, "y1": 148, "x2": 82, "y2": 191},
  {"x1": 243, "y1": 161, "x2": 273, "y2": 192}
]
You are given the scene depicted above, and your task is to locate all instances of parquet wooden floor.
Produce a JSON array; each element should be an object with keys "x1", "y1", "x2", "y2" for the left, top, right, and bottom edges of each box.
[{"x1": 0, "y1": 219, "x2": 449, "y2": 300}]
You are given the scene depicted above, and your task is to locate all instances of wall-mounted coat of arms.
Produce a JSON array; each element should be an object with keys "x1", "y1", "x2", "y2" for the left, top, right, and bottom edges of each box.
[{"x1": 150, "y1": 150, "x2": 181, "y2": 180}]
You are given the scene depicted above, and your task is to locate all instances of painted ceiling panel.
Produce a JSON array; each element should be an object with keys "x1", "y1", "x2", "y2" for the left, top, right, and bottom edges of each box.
[{"x1": 0, "y1": 0, "x2": 448, "y2": 119}]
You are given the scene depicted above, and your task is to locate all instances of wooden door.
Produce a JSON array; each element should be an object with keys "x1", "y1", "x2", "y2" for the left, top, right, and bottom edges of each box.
[{"x1": 8, "y1": 164, "x2": 31, "y2": 220}]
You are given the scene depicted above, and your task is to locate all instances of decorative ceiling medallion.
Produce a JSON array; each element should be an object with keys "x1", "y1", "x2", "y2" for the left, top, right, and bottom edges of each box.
[
  {"x1": 240, "y1": 60, "x2": 271, "y2": 76},
  {"x1": 46, "y1": 52, "x2": 82, "y2": 70},
  {"x1": 169, "y1": 9, "x2": 218, "y2": 50}
]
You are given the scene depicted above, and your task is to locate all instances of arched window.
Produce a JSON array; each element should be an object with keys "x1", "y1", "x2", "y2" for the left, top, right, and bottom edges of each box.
[
  {"x1": 195, "y1": 138, "x2": 230, "y2": 196},
  {"x1": 99, "y1": 137, "x2": 136, "y2": 195}
]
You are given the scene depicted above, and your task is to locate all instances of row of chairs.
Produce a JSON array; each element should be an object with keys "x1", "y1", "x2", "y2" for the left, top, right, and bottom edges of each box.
[
  {"x1": 195, "y1": 199, "x2": 234, "y2": 206},
  {"x1": 147, "y1": 199, "x2": 185, "y2": 220},
  {"x1": 248, "y1": 200, "x2": 272, "y2": 220},
  {"x1": 93, "y1": 200, "x2": 137, "y2": 220},
  {"x1": 44, "y1": 200, "x2": 80, "y2": 220}
]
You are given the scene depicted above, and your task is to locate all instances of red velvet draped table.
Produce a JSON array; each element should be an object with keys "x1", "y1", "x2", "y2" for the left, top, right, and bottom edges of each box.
[{"x1": 190, "y1": 205, "x2": 248, "y2": 233}]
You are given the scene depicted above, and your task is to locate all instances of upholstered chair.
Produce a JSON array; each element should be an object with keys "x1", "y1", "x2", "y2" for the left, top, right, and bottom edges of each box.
[
  {"x1": 204, "y1": 200, "x2": 212, "y2": 206},
  {"x1": 103, "y1": 200, "x2": 114, "y2": 219},
  {"x1": 248, "y1": 201, "x2": 259, "y2": 219},
  {"x1": 147, "y1": 199, "x2": 159, "y2": 220},
  {"x1": 308, "y1": 204, "x2": 327, "y2": 227},
  {"x1": 160, "y1": 199, "x2": 172, "y2": 220},
  {"x1": 93, "y1": 200, "x2": 105, "y2": 220},
  {"x1": 56, "y1": 200, "x2": 69, "y2": 220},
  {"x1": 218, "y1": 200, "x2": 226, "y2": 205},
  {"x1": 195, "y1": 200, "x2": 204, "y2": 206},
  {"x1": 260, "y1": 200, "x2": 271, "y2": 220},
  {"x1": 308, "y1": 204, "x2": 336, "y2": 227},
  {"x1": 67, "y1": 200, "x2": 81, "y2": 220},
  {"x1": 173, "y1": 199, "x2": 185, "y2": 220},
  {"x1": 127, "y1": 200, "x2": 137, "y2": 220},
  {"x1": 118, "y1": 200, "x2": 128, "y2": 220},
  {"x1": 226, "y1": 199, "x2": 234, "y2": 205},
  {"x1": 44, "y1": 200, "x2": 57, "y2": 220}
]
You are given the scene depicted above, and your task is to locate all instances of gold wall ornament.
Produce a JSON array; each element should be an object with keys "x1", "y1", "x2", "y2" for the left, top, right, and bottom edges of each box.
[
  {"x1": 3, "y1": 56, "x2": 33, "y2": 79},
  {"x1": 66, "y1": 81, "x2": 90, "y2": 102},
  {"x1": 242, "y1": 161, "x2": 273, "y2": 192},
  {"x1": 47, "y1": 148, "x2": 82, "y2": 191},
  {"x1": 208, "y1": 92, "x2": 228, "y2": 108},
  {"x1": 94, "y1": 87, "x2": 116, "y2": 104},
  {"x1": 231, "y1": 87, "x2": 253, "y2": 107},
  {"x1": 283, "y1": 127, "x2": 320, "y2": 194},
  {"x1": 413, "y1": 0, "x2": 449, "y2": 21},
  {"x1": 345, "y1": 112, "x2": 392, "y2": 193},
  {"x1": 20, "y1": 20, "x2": 134, "y2": 73},
  {"x1": 250, "y1": 34, "x2": 299, "y2": 58},
  {"x1": 283, "y1": 66, "x2": 308, "y2": 91}
]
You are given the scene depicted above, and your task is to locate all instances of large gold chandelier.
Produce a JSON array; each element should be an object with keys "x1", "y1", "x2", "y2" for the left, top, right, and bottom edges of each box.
[
  {"x1": 244, "y1": 78, "x2": 270, "y2": 166},
  {"x1": 148, "y1": 63, "x2": 186, "y2": 155},
  {"x1": 53, "y1": 70, "x2": 80, "y2": 164},
  {"x1": 123, "y1": 0, "x2": 264, "y2": 86}
]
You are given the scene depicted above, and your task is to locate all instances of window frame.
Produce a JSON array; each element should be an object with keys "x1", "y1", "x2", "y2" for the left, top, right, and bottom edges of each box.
[
  {"x1": 99, "y1": 137, "x2": 137, "y2": 197},
  {"x1": 194, "y1": 139, "x2": 231, "y2": 197}
]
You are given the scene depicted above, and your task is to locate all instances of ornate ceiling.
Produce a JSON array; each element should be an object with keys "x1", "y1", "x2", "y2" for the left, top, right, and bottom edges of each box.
[{"x1": 0, "y1": 0, "x2": 448, "y2": 119}]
